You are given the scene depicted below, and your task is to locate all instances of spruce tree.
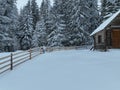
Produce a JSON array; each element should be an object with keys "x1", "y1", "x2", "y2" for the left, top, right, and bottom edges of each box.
[
  {"x1": 31, "y1": 0, "x2": 39, "y2": 30},
  {"x1": 67, "y1": 0, "x2": 97, "y2": 45},
  {"x1": 35, "y1": 16, "x2": 47, "y2": 46},
  {"x1": 47, "y1": 0, "x2": 99, "y2": 46},
  {"x1": 48, "y1": 0, "x2": 70, "y2": 46},
  {"x1": 17, "y1": 0, "x2": 34, "y2": 50},
  {"x1": 0, "y1": 0, "x2": 18, "y2": 52},
  {"x1": 47, "y1": 7, "x2": 66, "y2": 47},
  {"x1": 115, "y1": 0, "x2": 120, "y2": 10},
  {"x1": 85, "y1": 0, "x2": 99, "y2": 33},
  {"x1": 101, "y1": 0, "x2": 120, "y2": 21},
  {"x1": 67, "y1": 0, "x2": 84, "y2": 46},
  {"x1": 35, "y1": 0, "x2": 52, "y2": 46}
]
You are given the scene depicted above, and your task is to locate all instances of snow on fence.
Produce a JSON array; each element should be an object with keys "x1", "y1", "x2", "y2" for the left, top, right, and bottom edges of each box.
[
  {"x1": 0, "y1": 45, "x2": 90, "y2": 75},
  {"x1": 0, "y1": 47, "x2": 42, "y2": 75}
]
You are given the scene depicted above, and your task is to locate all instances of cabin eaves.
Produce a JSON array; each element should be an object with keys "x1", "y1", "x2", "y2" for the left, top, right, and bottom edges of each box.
[{"x1": 90, "y1": 10, "x2": 120, "y2": 36}]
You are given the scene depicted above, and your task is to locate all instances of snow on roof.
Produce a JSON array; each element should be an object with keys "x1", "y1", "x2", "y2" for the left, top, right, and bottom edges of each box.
[{"x1": 90, "y1": 9, "x2": 120, "y2": 36}]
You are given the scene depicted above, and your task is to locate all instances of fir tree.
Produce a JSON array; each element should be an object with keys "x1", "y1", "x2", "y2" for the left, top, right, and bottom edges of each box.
[
  {"x1": 49, "y1": 0, "x2": 70, "y2": 46},
  {"x1": 47, "y1": 7, "x2": 66, "y2": 47},
  {"x1": 101, "y1": 0, "x2": 120, "y2": 21},
  {"x1": 47, "y1": 0, "x2": 99, "y2": 46},
  {"x1": 84, "y1": 0, "x2": 99, "y2": 33},
  {"x1": 17, "y1": 0, "x2": 34, "y2": 50},
  {"x1": 35, "y1": 0, "x2": 52, "y2": 46},
  {"x1": 31, "y1": 0, "x2": 39, "y2": 30},
  {"x1": 0, "y1": 0, "x2": 19, "y2": 52},
  {"x1": 35, "y1": 16, "x2": 47, "y2": 46}
]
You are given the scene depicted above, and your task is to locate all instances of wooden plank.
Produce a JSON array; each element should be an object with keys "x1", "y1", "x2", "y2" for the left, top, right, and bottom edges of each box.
[
  {"x1": 13, "y1": 56, "x2": 29, "y2": 65},
  {"x1": 30, "y1": 47, "x2": 39, "y2": 52},
  {"x1": 13, "y1": 51, "x2": 24, "y2": 56},
  {"x1": 10, "y1": 53, "x2": 13, "y2": 70},
  {"x1": 0, "y1": 60, "x2": 10, "y2": 65},
  {"x1": 31, "y1": 48, "x2": 38, "y2": 51},
  {"x1": 32, "y1": 52, "x2": 39, "y2": 55},
  {"x1": 31, "y1": 51, "x2": 39, "y2": 55},
  {"x1": 13, "y1": 59, "x2": 29, "y2": 68},
  {"x1": 32, "y1": 53, "x2": 40, "y2": 58},
  {"x1": 0, "y1": 64, "x2": 10, "y2": 70},
  {"x1": 0, "y1": 68, "x2": 10, "y2": 75},
  {"x1": 13, "y1": 53, "x2": 29, "y2": 60},
  {"x1": 0, "y1": 55, "x2": 10, "y2": 60}
]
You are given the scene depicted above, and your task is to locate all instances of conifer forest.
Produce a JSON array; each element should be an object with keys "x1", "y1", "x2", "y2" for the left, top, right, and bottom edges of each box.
[{"x1": 0, "y1": 0, "x2": 119, "y2": 52}]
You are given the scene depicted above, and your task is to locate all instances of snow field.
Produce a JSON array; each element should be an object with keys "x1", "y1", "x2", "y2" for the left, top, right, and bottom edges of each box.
[{"x1": 0, "y1": 49, "x2": 120, "y2": 90}]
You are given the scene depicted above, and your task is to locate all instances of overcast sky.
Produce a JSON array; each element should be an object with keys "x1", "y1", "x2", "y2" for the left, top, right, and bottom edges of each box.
[
  {"x1": 17, "y1": 0, "x2": 100, "y2": 11},
  {"x1": 16, "y1": 0, "x2": 53, "y2": 10}
]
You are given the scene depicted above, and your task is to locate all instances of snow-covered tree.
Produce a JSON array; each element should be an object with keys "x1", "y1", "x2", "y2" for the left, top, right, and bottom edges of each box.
[
  {"x1": 35, "y1": 0, "x2": 52, "y2": 46},
  {"x1": 31, "y1": 0, "x2": 39, "y2": 30},
  {"x1": 17, "y1": 0, "x2": 34, "y2": 50},
  {"x1": 64, "y1": 0, "x2": 99, "y2": 45},
  {"x1": 48, "y1": 0, "x2": 71, "y2": 46},
  {"x1": 101, "y1": 0, "x2": 120, "y2": 20},
  {"x1": 84, "y1": 0, "x2": 99, "y2": 33},
  {"x1": 0, "y1": 0, "x2": 19, "y2": 52},
  {"x1": 47, "y1": 7, "x2": 66, "y2": 47},
  {"x1": 115, "y1": 0, "x2": 120, "y2": 10},
  {"x1": 66, "y1": 0, "x2": 84, "y2": 46},
  {"x1": 35, "y1": 16, "x2": 47, "y2": 46},
  {"x1": 47, "y1": 0, "x2": 99, "y2": 46}
]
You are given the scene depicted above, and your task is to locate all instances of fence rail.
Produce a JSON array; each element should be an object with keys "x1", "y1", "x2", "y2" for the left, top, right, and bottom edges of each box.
[
  {"x1": 0, "y1": 46, "x2": 90, "y2": 75},
  {"x1": 46, "y1": 45, "x2": 90, "y2": 52},
  {"x1": 0, "y1": 47, "x2": 42, "y2": 75}
]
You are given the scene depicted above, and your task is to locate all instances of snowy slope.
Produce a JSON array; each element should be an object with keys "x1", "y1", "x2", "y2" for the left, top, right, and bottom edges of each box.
[{"x1": 0, "y1": 49, "x2": 120, "y2": 90}]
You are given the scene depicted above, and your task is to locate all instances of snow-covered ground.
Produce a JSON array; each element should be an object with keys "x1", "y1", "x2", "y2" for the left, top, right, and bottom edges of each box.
[{"x1": 0, "y1": 49, "x2": 120, "y2": 90}]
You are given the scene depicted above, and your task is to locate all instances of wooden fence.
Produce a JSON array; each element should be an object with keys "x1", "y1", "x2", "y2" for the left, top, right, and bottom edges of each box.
[
  {"x1": 46, "y1": 46, "x2": 90, "y2": 52},
  {"x1": 0, "y1": 46, "x2": 90, "y2": 75},
  {"x1": 0, "y1": 47, "x2": 42, "y2": 75}
]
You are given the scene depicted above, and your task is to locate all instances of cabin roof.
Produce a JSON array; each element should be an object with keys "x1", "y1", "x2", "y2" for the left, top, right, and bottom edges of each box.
[{"x1": 90, "y1": 9, "x2": 120, "y2": 36}]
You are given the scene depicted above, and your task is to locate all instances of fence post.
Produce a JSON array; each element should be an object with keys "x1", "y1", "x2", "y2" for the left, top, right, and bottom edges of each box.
[
  {"x1": 29, "y1": 48, "x2": 32, "y2": 59},
  {"x1": 40, "y1": 47, "x2": 42, "y2": 54},
  {"x1": 10, "y1": 53, "x2": 13, "y2": 70}
]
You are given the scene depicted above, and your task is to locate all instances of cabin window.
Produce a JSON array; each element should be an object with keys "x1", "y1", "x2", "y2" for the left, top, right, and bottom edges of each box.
[{"x1": 98, "y1": 35, "x2": 102, "y2": 44}]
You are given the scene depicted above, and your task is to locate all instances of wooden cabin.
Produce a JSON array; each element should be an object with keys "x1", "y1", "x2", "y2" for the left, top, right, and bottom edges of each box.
[{"x1": 91, "y1": 10, "x2": 120, "y2": 50}]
